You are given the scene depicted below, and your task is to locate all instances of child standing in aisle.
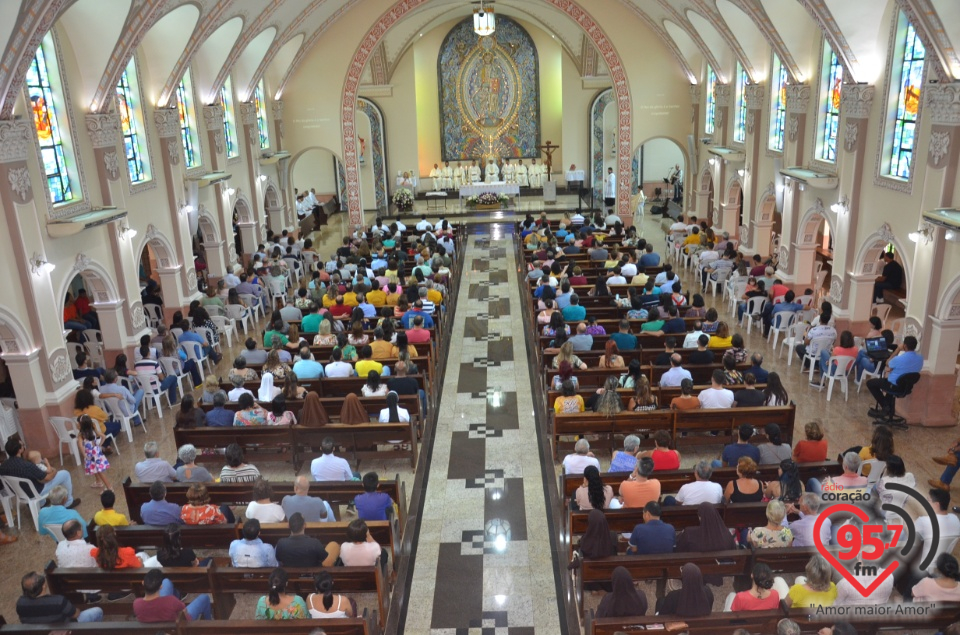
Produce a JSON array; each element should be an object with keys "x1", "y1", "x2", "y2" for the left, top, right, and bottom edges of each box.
[{"x1": 77, "y1": 414, "x2": 111, "y2": 491}]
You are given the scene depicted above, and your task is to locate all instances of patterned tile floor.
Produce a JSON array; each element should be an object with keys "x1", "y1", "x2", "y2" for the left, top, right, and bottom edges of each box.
[{"x1": 404, "y1": 225, "x2": 560, "y2": 634}]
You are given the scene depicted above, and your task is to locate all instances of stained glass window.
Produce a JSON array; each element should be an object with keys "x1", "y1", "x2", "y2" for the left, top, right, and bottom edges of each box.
[
  {"x1": 769, "y1": 55, "x2": 788, "y2": 152},
  {"x1": 175, "y1": 69, "x2": 201, "y2": 169},
  {"x1": 254, "y1": 80, "x2": 269, "y2": 150},
  {"x1": 25, "y1": 35, "x2": 74, "y2": 204},
  {"x1": 220, "y1": 76, "x2": 238, "y2": 158},
  {"x1": 705, "y1": 66, "x2": 717, "y2": 135},
  {"x1": 734, "y1": 62, "x2": 748, "y2": 143},
  {"x1": 116, "y1": 57, "x2": 149, "y2": 183},
  {"x1": 889, "y1": 17, "x2": 925, "y2": 179},
  {"x1": 819, "y1": 46, "x2": 843, "y2": 162}
]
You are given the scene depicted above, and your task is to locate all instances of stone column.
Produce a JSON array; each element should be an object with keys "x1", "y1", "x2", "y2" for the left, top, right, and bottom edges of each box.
[
  {"x1": 201, "y1": 104, "x2": 233, "y2": 273},
  {"x1": 156, "y1": 264, "x2": 186, "y2": 324},
  {"x1": 688, "y1": 85, "x2": 701, "y2": 213},
  {"x1": 713, "y1": 84, "x2": 734, "y2": 234},
  {"x1": 779, "y1": 84, "x2": 812, "y2": 279},
  {"x1": 153, "y1": 108, "x2": 196, "y2": 304},
  {"x1": 236, "y1": 221, "x2": 258, "y2": 267},
  {"x1": 744, "y1": 84, "x2": 771, "y2": 255},
  {"x1": 238, "y1": 102, "x2": 266, "y2": 234},
  {"x1": 835, "y1": 84, "x2": 875, "y2": 321},
  {"x1": 271, "y1": 100, "x2": 285, "y2": 152}
]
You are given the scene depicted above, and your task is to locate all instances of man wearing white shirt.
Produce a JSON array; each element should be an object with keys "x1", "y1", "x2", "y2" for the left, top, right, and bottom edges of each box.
[
  {"x1": 228, "y1": 377, "x2": 253, "y2": 402},
  {"x1": 325, "y1": 349, "x2": 355, "y2": 377},
  {"x1": 223, "y1": 265, "x2": 242, "y2": 288},
  {"x1": 570, "y1": 212, "x2": 584, "y2": 225},
  {"x1": 56, "y1": 520, "x2": 97, "y2": 568},
  {"x1": 603, "y1": 167, "x2": 616, "y2": 208},
  {"x1": 659, "y1": 354, "x2": 692, "y2": 387},
  {"x1": 697, "y1": 243, "x2": 719, "y2": 270},
  {"x1": 561, "y1": 439, "x2": 601, "y2": 475},
  {"x1": 916, "y1": 488, "x2": 960, "y2": 568},
  {"x1": 655, "y1": 264, "x2": 674, "y2": 286},
  {"x1": 697, "y1": 370, "x2": 735, "y2": 409},
  {"x1": 453, "y1": 161, "x2": 465, "y2": 189},
  {"x1": 607, "y1": 268, "x2": 626, "y2": 286},
  {"x1": 416, "y1": 215, "x2": 433, "y2": 232},
  {"x1": 683, "y1": 322, "x2": 705, "y2": 348},
  {"x1": 604, "y1": 211, "x2": 620, "y2": 226},
  {"x1": 306, "y1": 188, "x2": 318, "y2": 208},
  {"x1": 529, "y1": 158, "x2": 542, "y2": 188},
  {"x1": 310, "y1": 437, "x2": 354, "y2": 481},
  {"x1": 671, "y1": 461, "x2": 723, "y2": 505},
  {"x1": 620, "y1": 257, "x2": 638, "y2": 278}
]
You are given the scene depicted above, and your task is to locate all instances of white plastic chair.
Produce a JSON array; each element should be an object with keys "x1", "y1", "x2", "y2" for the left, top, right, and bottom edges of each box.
[
  {"x1": 1, "y1": 475, "x2": 50, "y2": 531},
  {"x1": 43, "y1": 523, "x2": 67, "y2": 542},
  {"x1": 118, "y1": 376, "x2": 145, "y2": 420},
  {"x1": 159, "y1": 356, "x2": 191, "y2": 400},
  {"x1": 706, "y1": 268, "x2": 730, "y2": 296},
  {"x1": 802, "y1": 336, "x2": 836, "y2": 382},
  {"x1": 238, "y1": 294, "x2": 265, "y2": 321},
  {"x1": 858, "y1": 459, "x2": 886, "y2": 489},
  {"x1": 140, "y1": 374, "x2": 171, "y2": 419},
  {"x1": 48, "y1": 416, "x2": 81, "y2": 467},
  {"x1": 67, "y1": 342, "x2": 86, "y2": 369},
  {"x1": 210, "y1": 315, "x2": 237, "y2": 348},
  {"x1": 180, "y1": 341, "x2": 211, "y2": 379},
  {"x1": 856, "y1": 361, "x2": 883, "y2": 393},
  {"x1": 0, "y1": 399, "x2": 20, "y2": 447},
  {"x1": 225, "y1": 304, "x2": 252, "y2": 335},
  {"x1": 872, "y1": 303, "x2": 892, "y2": 324},
  {"x1": 145, "y1": 303, "x2": 164, "y2": 328},
  {"x1": 817, "y1": 355, "x2": 856, "y2": 401},
  {"x1": 101, "y1": 396, "x2": 145, "y2": 442},
  {"x1": 778, "y1": 321, "x2": 807, "y2": 367},
  {"x1": 768, "y1": 311, "x2": 799, "y2": 350},
  {"x1": 195, "y1": 325, "x2": 221, "y2": 354},
  {"x1": 742, "y1": 297, "x2": 768, "y2": 335},
  {"x1": 726, "y1": 279, "x2": 748, "y2": 317},
  {"x1": 0, "y1": 480, "x2": 15, "y2": 533},
  {"x1": 927, "y1": 535, "x2": 960, "y2": 574}
]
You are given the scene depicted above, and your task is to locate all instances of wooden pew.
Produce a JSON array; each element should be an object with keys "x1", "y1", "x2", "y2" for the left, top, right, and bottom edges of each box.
[
  {"x1": 543, "y1": 359, "x2": 743, "y2": 386},
  {"x1": 551, "y1": 405, "x2": 796, "y2": 458},
  {"x1": 559, "y1": 461, "x2": 841, "y2": 504},
  {"x1": 121, "y1": 476, "x2": 407, "y2": 529},
  {"x1": 585, "y1": 609, "x2": 784, "y2": 635},
  {"x1": 545, "y1": 383, "x2": 766, "y2": 408},
  {"x1": 218, "y1": 375, "x2": 428, "y2": 398}
]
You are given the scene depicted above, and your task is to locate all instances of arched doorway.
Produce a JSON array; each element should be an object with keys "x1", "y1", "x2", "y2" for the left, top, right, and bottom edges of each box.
[
  {"x1": 698, "y1": 167, "x2": 715, "y2": 225},
  {"x1": 590, "y1": 88, "x2": 616, "y2": 205},
  {"x1": 633, "y1": 137, "x2": 685, "y2": 218},
  {"x1": 232, "y1": 197, "x2": 254, "y2": 258},
  {"x1": 854, "y1": 224, "x2": 910, "y2": 306},
  {"x1": 795, "y1": 203, "x2": 837, "y2": 295},
  {"x1": 135, "y1": 227, "x2": 180, "y2": 325},
  {"x1": 290, "y1": 147, "x2": 342, "y2": 216},
  {"x1": 55, "y1": 255, "x2": 123, "y2": 373}
]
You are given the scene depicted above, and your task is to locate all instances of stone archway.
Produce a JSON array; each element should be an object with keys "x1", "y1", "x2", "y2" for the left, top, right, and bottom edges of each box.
[
  {"x1": 632, "y1": 136, "x2": 686, "y2": 205},
  {"x1": 722, "y1": 177, "x2": 744, "y2": 244},
  {"x1": 793, "y1": 199, "x2": 837, "y2": 286},
  {"x1": 697, "y1": 166, "x2": 715, "y2": 224},
  {"x1": 262, "y1": 181, "x2": 284, "y2": 232},
  {"x1": 340, "y1": 0, "x2": 633, "y2": 224}
]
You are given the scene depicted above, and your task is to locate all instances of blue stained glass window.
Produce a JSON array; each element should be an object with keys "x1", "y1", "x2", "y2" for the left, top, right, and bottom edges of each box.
[
  {"x1": 220, "y1": 76, "x2": 238, "y2": 158},
  {"x1": 734, "y1": 62, "x2": 748, "y2": 143},
  {"x1": 705, "y1": 66, "x2": 717, "y2": 135},
  {"x1": 176, "y1": 69, "x2": 200, "y2": 169},
  {"x1": 116, "y1": 58, "x2": 148, "y2": 183},
  {"x1": 25, "y1": 38, "x2": 74, "y2": 204},
  {"x1": 889, "y1": 19, "x2": 925, "y2": 179},
  {"x1": 769, "y1": 55, "x2": 788, "y2": 152},
  {"x1": 819, "y1": 47, "x2": 843, "y2": 162},
  {"x1": 254, "y1": 80, "x2": 269, "y2": 150}
]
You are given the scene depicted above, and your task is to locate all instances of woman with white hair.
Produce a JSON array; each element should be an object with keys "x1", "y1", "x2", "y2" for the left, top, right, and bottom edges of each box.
[
  {"x1": 609, "y1": 435, "x2": 640, "y2": 473},
  {"x1": 176, "y1": 444, "x2": 214, "y2": 483},
  {"x1": 784, "y1": 554, "x2": 837, "y2": 608}
]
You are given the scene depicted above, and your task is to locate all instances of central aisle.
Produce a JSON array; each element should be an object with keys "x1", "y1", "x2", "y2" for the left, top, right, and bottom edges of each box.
[{"x1": 404, "y1": 224, "x2": 561, "y2": 633}]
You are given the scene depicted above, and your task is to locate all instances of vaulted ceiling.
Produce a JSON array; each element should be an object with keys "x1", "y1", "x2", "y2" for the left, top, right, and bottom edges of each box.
[{"x1": 0, "y1": 0, "x2": 957, "y2": 119}]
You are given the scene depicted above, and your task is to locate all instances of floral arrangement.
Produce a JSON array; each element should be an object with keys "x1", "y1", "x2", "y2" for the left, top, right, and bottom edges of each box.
[
  {"x1": 467, "y1": 192, "x2": 510, "y2": 206},
  {"x1": 392, "y1": 187, "x2": 413, "y2": 209}
]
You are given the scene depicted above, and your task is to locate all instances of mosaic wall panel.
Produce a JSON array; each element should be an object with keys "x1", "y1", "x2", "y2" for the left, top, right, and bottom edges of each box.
[
  {"x1": 438, "y1": 16, "x2": 540, "y2": 161},
  {"x1": 356, "y1": 97, "x2": 387, "y2": 210},
  {"x1": 590, "y1": 88, "x2": 614, "y2": 202}
]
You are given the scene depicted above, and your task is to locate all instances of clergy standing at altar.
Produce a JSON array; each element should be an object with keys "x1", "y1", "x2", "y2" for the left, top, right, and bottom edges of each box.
[
  {"x1": 516, "y1": 160, "x2": 529, "y2": 187},
  {"x1": 484, "y1": 159, "x2": 499, "y2": 183},
  {"x1": 430, "y1": 163, "x2": 442, "y2": 191},
  {"x1": 453, "y1": 162, "x2": 465, "y2": 189},
  {"x1": 528, "y1": 159, "x2": 542, "y2": 188},
  {"x1": 604, "y1": 167, "x2": 616, "y2": 208},
  {"x1": 503, "y1": 159, "x2": 516, "y2": 184},
  {"x1": 441, "y1": 161, "x2": 454, "y2": 190},
  {"x1": 468, "y1": 160, "x2": 482, "y2": 184}
]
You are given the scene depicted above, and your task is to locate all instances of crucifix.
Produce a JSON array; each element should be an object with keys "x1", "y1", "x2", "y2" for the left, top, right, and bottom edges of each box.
[{"x1": 536, "y1": 140, "x2": 559, "y2": 181}]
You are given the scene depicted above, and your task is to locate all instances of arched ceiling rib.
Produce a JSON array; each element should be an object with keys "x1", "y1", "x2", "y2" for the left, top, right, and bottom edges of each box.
[
  {"x1": 230, "y1": 26, "x2": 277, "y2": 101},
  {"x1": 715, "y1": 0, "x2": 768, "y2": 81},
  {"x1": 907, "y1": 0, "x2": 958, "y2": 81},
  {"x1": 731, "y1": 0, "x2": 805, "y2": 83},
  {"x1": 137, "y1": 3, "x2": 200, "y2": 105},
  {"x1": 821, "y1": 0, "x2": 892, "y2": 83},
  {"x1": 58, "y1": 0, "x2": 130, "y2": 107},
  {"x1": 687, "y1": 0, "x2": 759, "y2": 81},
  {"x1": 663, "y1": 19, "x2": 703, "y2": 77}
]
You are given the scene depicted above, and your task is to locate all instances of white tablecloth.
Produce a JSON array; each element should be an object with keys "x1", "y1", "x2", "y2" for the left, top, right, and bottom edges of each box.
[
  {"x1": 565, "y1": 170, "x2": 585, "y2": 182},
  {"x1": 459, "y1": 182, "x2": 521, "y2": 197}
]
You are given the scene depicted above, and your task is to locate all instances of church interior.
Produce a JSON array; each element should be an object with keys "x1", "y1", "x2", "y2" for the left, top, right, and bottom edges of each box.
[{"x1": 0, "y1": 0, "x2": 960, "y2": 633}]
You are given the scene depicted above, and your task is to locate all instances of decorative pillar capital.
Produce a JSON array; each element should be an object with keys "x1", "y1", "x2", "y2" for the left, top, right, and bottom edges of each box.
[
  {"x1": 85, "y1": 113, "x2": 121, "y2": 149},
  {"x1": 0, "y1": 120, "x2": 33, "y2": 164},
  {"x1": 714, "y1": 83, "x2": 732, "y2": 107},
  {"x1": 202, "y1": 104, "x2": 225, "y2": 130},
  {"x1": 924, "y1": 83, "x2": 960, "y2": 126},
  {"x1": 744, "y1": 84, "x2": 765, "y2": 110},
  {"x1": 238, "y1": 102, "x2": 257, "y2": 126},
  {"x1": 689, "y1": 84, "x2": 701, "y2": 104},
  {"x1": 153, "y1": 108, "x2": 180, "y2": 138},
  {"x1": 785, "y1": 84, "x2": 811, "y2": 114},
  {"x1": 840, "y1": 83, "x2": 875, "y2": 119},
  {"x1": 271, "y1": 99, "x2": 284, "y2": 121}
]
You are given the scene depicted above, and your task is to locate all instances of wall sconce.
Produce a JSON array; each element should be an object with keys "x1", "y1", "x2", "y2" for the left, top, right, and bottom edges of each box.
[
  {"x1": 117, "y1": 224, "x2": 137, "y2": 240},
  {"x1": 225, "y1": 183, "x2": 236, "y2": 196},
  {"x1": 29, "y1": 252, "x2": 55, "y2": 275},
  {"x1": 258, "y1": 174, "x2": 267, "y2": 182},
  {"x1": 908, "y1": 226, "x2": 933, "y2": 243},
  {"x1": 708, "y1": 158, "x2": 717, "y2": 166},
  {"x1": 775, "y1": 183, "x2": 784, "y2": 193},
  {"x1": 798, "y1": 183, "x2": 806, "y2": 192},
  {"x1": 830, "y1": 195, "x2": 849, "y2": 215},
  {"x1": 179, "y1": 202, "x2": 194, "y2": 215},
  {"x1": 737, "y1": 168, "x2": 745, "y2": 177}
]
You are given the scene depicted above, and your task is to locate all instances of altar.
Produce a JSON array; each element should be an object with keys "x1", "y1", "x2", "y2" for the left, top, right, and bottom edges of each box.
[{"x1": 458, "y1": 182, "x2": 521, "y2": 207}]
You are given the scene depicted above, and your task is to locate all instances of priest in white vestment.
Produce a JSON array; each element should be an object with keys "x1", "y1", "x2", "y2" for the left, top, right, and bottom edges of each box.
[
  {"x1": 468, "y1": 160, "x2": 482, "y2": 184},
  {"x1": 441, "y1": 161, "x2": 454, "y2": 190},
  {"x1": 502, "y1": 159, "x2": 516, "y2": 184},
  {"x1": 484, "y1": 159, "x2": 499, "y2": 183},
  {"x1": 604, "y1": 167, "x2": 616, "y2": 208},
  {"x1": 515, "y1": 160, "x2": 529, "y2": 187},
  {"x1": 528, "y1": 159, "x2": 541, "y2": 188},
  {"x1": 453, "y1": 162, "x2": 465, "y2": 189},
  {"x1": 429, "y1": 163, "x2": 441, "y2": 191}
]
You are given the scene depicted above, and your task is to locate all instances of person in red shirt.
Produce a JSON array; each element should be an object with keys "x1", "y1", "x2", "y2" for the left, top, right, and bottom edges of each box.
[
  {"x1": 405, "y1": 316, "x2": 432, "y2": 344},
  {"x1": 133, "y1": 569, "x2": 212, "y2": 622},
  {"x1": 63, "y1": 296, "x2": 92, "y2": 331},
  {"x1": 329, "y1": 297, "x2": 352, "y2": 319},
  {"x1": 769, "y1": 280, "x2": 789, "y2": 303},
  {"x1": 724, "y1": 563, "x2": 786, "y2": 611},
  {"x1": 792, "y1": 421, "x2": 828, "y2": 463},
  {"x1": 73, "y1": 289, "x2": 100, "y2": 329},
  {"x1": 638, "y1": 430, "x2": 681, "y2": 471}
]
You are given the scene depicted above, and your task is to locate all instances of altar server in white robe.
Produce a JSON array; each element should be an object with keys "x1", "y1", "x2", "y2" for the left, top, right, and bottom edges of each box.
[
  {"x1": 515, "y1": 160, "x2": 529, "y2": 188},
  {"x1": 603, "y1": 167, "x2": 616, "y2": 208},
  {"x1": 485, "y1": 159, "x2": 500, "y2": 183},
  {"x1": 528, "y1": 159, "x2": 542, "y2": 188},
  {"x1": 468, "y1": 160, "x2": 482, "y2": 184},
  {"x1": 453, "y1": 162, "x2": 465, "y2": 189},
  {"x1": 502, "y1": 159, "x2": 516, "y2": 184},
  {"x1": 441, "y1": 161, "x2": 454, "y2": 190},
  {"x1": 429, "y1": 163, "x2": 442, "y2": 191}
]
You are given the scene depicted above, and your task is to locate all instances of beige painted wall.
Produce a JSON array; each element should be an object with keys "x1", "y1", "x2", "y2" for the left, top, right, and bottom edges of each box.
[{"x1": 292, "y1": 148, "x2": 339, "y2": 196}]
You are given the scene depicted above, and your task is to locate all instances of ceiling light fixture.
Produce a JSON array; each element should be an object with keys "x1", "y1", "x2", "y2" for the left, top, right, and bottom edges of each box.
[{"x1": 473, "y1": 1, "x2": 496, "y2": 37}]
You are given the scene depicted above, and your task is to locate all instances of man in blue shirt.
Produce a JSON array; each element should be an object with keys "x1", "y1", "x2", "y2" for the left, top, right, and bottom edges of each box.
[
  {"x1": 868, "y1": 335, "x2": 923, "y2": 417},
  {"x1": 293, "y1": 348, "x2": 325, "y2": 380},
  {"x1": 609, "y1": 319, "x2": 638, "y2": 351},
  {"x1": 98, "y1": 369, "x2": 144, "y2": 422},
  {"x1": 714, "y1": 424, "x2": 761, "y2": 467},
  {"x1": 747, "y1": 353, "x2": 769, "y2": 383},
  {"x1": 626, "y1": 501, "x2": 675, "y2": 554},
  {"x1": 401, "y1": 302, "x2": 434, "y2": 329},
  {"x1": 554, "y1": 282, "x2": 573, "y2": 310},
  {"x1": 561, "y1": 294, "x2": 586, "y2": 322},
  {"x1": 638, "y1": 243, "x2": 661, "y2": 267},
  {"x1": 140, "y1": 481, "x2": 183, "y2": 526},
  {"x1": 178, "y1": 321, "x2": 222, "y2": 364},
  {"x1": 37, "y1": 486, "x2": 86, "y2": 540},
  {"x1": 355, "y1": 472, "x2": 395, "y2": 522},
  {"x1": 205, "y1": 391, "x2": 235, "y2": 427},
  {"x1": 762, "y1": 290, "x2": 801, "y2": 337}
]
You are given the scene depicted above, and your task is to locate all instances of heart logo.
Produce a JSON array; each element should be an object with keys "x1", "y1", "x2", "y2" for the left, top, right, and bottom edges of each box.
[{"x1": 813, "y1": 503, "x2": 900, "y2": 598}]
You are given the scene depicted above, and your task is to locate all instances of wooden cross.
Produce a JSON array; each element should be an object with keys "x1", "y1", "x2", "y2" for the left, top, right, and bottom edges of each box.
[{"x1": 536, "y1": 140, "x2": 560, "y2": 181}]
